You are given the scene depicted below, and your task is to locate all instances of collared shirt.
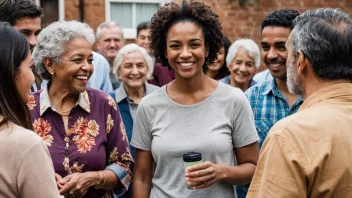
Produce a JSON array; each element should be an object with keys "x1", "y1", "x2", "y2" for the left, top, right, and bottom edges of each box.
[
  {"x1": 88, "y1": 52, "x2": 113, "y2": 93},
  {"x1": 247, "y1": 83, "x2": 352, "y2": 198},
  {"x1": 252, "y1": 69, "x2": 273, "y2": 84},
  {"x1": 28, "y1": 85, "x2": 134, "y2": 198},
  {"x1": 113, "y1": 82, "x2": 159, "y2": 121},
  {"x1": 219, "y1": 75, "x2": 257, "y2": 88},
  {"x1": 245, "y1": 78, "x2": 303, "y2": 148}
]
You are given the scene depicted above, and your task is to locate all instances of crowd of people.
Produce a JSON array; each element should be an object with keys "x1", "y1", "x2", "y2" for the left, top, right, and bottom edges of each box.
[{"x1": 0, "y1": 0, "x2": 351, "y2": 198}]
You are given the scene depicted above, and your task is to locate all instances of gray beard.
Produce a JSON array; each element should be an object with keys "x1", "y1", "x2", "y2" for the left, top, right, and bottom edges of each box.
[{"x1": 287, "y1": 60, "x2": 305, "y2": 96}]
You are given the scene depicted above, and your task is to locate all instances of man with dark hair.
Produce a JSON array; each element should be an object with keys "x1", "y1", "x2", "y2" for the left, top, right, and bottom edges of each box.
[
  {"x1": 135, "y1": 21, "x2": 175, "y2": 87},
  {"x1": 136, "y1": 21, "x2": 151, "y2": 54},
  {"x1": 248, "y1": 8, "x2": 352, "y2": 197},
  {"x1": 245, "y1": 9, "x2": 303, "y2": 149},
  {"x1": 0, "y1": 0, "x2": 43, "y2": 91}
]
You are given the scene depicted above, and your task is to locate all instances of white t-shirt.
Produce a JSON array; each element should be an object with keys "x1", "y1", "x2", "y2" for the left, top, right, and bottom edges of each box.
[{"x1": 131, "y1": 82, "x2": 259, "y2": 198}]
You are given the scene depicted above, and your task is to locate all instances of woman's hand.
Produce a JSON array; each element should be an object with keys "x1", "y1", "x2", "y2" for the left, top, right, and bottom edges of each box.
[
  {"x1": 59, "y1": 172, "x2": 99, "y2": 198},
  {"x1": 185, "y1": 161, "x2": 224, "y2": 189},
  {"x1": 55, "y1": 173, "x2": 66, "y2": 190}
]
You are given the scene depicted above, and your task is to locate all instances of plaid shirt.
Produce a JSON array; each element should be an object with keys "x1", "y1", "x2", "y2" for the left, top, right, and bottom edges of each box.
[{"x1": 245, "y1": 78, "x2": 304, "y2": 148}]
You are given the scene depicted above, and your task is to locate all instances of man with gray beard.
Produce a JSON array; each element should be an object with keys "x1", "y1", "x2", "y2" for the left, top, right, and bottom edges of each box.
[{"x1": 247, "y1": 8, "x2": 352, "y2": 197}]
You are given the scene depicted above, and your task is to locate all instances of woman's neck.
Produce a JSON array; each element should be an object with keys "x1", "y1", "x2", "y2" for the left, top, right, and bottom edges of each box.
[
  {"x1": 230, "y1": 78, "x2": 250, "y2": 92},
  {"x1": 124, "y1": 84, "x2": 145, "y2": 104},
  {"x1": 48, "y1": 82, "x2": 79, "y2": 112},
  {"x1": 205, "y1": 69, "x2": 218, "y2": 79}
]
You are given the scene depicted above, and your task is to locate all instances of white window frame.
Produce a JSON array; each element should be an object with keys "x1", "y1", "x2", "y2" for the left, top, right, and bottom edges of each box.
[
  {"x1": 105, "y1": 0, "x2": 171, "y2": 39},
  {"x1": 36, "y1": 0, "x2": 65, "y2": 20}
]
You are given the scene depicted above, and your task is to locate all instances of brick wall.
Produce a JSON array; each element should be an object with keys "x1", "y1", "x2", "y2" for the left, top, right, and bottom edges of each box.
[
  {"x1": 62, "y1": 0, "x2": 352, "y2": 69},
  {"x1": 63, "y1": 0, "x2": 352, "y2": 44}
]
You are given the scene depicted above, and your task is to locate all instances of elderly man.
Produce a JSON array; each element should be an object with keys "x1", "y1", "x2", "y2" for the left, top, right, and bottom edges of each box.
[
  {"x1": 0, "y1": 0, "x2": 42, "y2": 91},
  {"x1": 247, "y1": 8, "x2": 352, "y2": 197},
  {"x1": 96, "y1": 21, "x2": 125, "y2": 89}
]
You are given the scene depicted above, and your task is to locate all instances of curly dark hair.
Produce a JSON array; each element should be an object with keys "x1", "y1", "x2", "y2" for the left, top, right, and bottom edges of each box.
[
  {"x1": 261, "y1": 9, "x2": 300, "y2": 31},
  {"x1": 150, "y1": 0, "x2": 223, "y2": 69},
  {"x1": 204, "y1": 36, "x2": 231, "y2": 80}
]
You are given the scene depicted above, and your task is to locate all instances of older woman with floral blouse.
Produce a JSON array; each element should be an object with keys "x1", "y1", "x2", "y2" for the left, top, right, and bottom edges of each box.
[{"x1": 29, "y1": 20, "x2": 134, "y2": 198}]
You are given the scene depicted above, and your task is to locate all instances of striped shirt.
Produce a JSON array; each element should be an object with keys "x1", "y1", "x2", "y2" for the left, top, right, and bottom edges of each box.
[{"x1": 245, "y1": 78, "x2": 303, "y2": 148}]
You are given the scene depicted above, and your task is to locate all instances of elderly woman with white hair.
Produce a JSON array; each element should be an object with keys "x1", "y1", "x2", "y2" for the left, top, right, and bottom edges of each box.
[
  {"x1": 220, "y1": 39, "x2": 261, "y2": 92},
  {"x1": 109, "y1": 43, "x2": 158, "y2": 198},
  {"x1": 110, "y1": 43, "x2": 158, "y2": 158},
  {"x1": 30, "y1": 20, "x2": 134, "y2": 198}
]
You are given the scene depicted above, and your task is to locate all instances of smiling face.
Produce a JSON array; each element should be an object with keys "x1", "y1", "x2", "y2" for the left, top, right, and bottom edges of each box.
[
  {"x1": 165, "y1": 21, "x2": 208, "y2": 79},
  {"x1": 16, "y1": 52, "x2": 35, "y2": 103},
  {"x1": 207, "y1": 47, "x2": 225, "y2": 72},
  {"x1": 261, "y1": 26, "x2": 291, "y2": 80},
  {"x1": 228, "y1": 48, "x2": 257, "y2": 89},
  {"x1": 96, "y1": 26, "x2": 124, "y2": 65},
  {"x1": 13, "y1": 17, "x2": 41, "y2": 51},
  {"x1": 118, "y1": 51, "x2": 148, "y2": 90},
  {"x1": 136, "y1": 28, "x2": 151, "y2": 55},
  {"x1": 49, "y1": 37, "x2": 94, "y2": 94}
]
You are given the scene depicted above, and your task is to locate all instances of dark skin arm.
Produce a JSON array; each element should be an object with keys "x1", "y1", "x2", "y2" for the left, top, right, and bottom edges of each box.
[
  {"x1": 185, "y1": 142, "x2": 259, "y2": 189},
  {"x1": 132, "y1": 149, "x2": 154, "y2": 198}
]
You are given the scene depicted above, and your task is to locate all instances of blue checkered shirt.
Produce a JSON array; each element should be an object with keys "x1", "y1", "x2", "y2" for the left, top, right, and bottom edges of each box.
[{"x1": 245, "y1": 78, "x2": 304, "y2": 149}]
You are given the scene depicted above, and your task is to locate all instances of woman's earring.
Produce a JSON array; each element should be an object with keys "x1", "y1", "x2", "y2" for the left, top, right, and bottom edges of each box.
[{"x1": 50, "y1": 72, "x2": 54, "y2": 75}]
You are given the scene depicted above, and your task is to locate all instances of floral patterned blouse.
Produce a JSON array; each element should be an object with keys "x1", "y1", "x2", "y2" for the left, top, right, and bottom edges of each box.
[{"x1": 28, "y1": 86, "x2": 134, "y2": 198}]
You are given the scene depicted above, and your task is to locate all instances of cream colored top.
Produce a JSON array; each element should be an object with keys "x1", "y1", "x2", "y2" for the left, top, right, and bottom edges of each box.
[
  {"x1": 247, "y1": 83, "x2": 352, "y2": 197},
  {"x1": 0, "y1": 120, "x2": 60, "y2": 198}
]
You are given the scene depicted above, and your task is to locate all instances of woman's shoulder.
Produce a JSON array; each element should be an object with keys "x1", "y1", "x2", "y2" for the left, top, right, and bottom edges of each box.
[{"x1": 1, "y1": 122, "x2": 44, "y2": 151}]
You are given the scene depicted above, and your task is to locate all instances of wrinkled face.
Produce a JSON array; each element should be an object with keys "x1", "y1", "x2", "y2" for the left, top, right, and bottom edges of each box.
[
  {"x1": 51, "y1": 37, "x2": 94, "y2": 94},
  {"x1": 261, "y1": 26, "x2": 291, "y2": 80},
  {"x1": 16, "y1": 52, "x2": 35, "y2": 103},
  {"x1": 13, "y1": 17, "x2": 41, "y2": 51},
  {"x1": 118, "y1": 51, "x2": 148, "y2": 90},
  {"x1": 165, "y1": 21, "x2": 208, "y2": 79},
  {"x1": 228, "y1": 48, "x2": 257, "y2": 88},
  {"x1": 136, "y1": 28, "x2": 151, "y2": 54},
  {"x1": 207, "y1": 47, "x2": 225, "y2": 72},
  {"x1": 96, "y1": 26, "x2": 124, "y2": 65},
  {"x1": 286, "y1": 32, "x2": 304, "y2": 95}
]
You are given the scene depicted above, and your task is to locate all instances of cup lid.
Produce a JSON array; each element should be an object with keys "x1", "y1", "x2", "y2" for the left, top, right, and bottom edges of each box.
[{"x1": 183, "y1": 152, "x2": 202, "y2": 162}]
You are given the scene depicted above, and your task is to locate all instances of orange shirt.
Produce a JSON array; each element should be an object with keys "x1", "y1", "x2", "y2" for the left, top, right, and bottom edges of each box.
[{"x1": 247, "y1": 83, "x2": 352, "y2": 198}]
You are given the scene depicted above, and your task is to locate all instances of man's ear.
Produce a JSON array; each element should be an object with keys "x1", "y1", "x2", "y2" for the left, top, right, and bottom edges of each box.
[
  {"x1": 297, "y1": 50, "x2": 308, "y2": 75},
  {"x1": 44, "y1": 57, "x2": 55, "y2": 74}
]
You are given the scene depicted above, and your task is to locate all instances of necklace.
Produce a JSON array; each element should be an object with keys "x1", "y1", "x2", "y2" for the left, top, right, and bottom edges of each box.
[{"x1": 50, "y1": 101, "x2": 71, "y2": 116}]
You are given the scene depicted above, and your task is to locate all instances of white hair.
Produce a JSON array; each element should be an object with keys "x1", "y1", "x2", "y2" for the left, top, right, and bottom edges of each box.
[
  {"x1": 96, "y1": 21, "x2": 124, "y2": 40},
  {"x1": 226, "y1": 39, "x2": 261, "y2": 68},
  {"x1": 113, "y1": 43, "x2": 154, "y2": 79},
  {"x1": 32, "y1": 20, "x2": 95, "y2": 80}
]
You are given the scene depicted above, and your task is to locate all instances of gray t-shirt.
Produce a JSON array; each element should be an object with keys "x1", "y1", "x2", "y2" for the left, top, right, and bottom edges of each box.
[{"x1": 131, "y1": 82, "x2": 259, "y2": 198}]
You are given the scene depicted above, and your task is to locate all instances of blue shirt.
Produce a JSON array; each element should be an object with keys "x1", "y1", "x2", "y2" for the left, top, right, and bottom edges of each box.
[
  {"x1": 245, "y1": 78, "x2": 304, "y2": 148},
  {"x1": 252, "y1": 69, "x2": 273, "y2": 84},
  {"x1": 89, "y1": 52, "x2": 113, "y2": 93}
]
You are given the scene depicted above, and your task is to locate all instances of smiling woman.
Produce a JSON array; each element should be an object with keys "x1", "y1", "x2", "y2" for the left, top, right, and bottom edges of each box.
[
  {"x1": 30, "y1": 20, "x2": 134, "y2": 198},
  {"x1": 131, "y1": 1, "x2": 260, "y2": 198}
]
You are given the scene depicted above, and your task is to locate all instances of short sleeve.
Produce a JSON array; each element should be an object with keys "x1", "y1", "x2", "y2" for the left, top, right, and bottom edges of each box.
[
  {"x1": 17, "y1": 141, "x2": 60, "y2": 198},
  {"x1": 232, "y1": 91, "x2": 259, "y2": 148},
  {"x1": 247, "y1": 129, "x2": 307, "y2": 197},
  {"x1": 130, "y1": 100, "x2": 152, "y2": 151}
]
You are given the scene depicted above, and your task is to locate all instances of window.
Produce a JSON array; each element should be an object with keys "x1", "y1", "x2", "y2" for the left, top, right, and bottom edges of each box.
[
  {"x1": 35, "y1": 0, "x2": 64, "y2": 28},
  {"x1": 106, "y1": 0, "x2": 171, "y2": 39}
]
